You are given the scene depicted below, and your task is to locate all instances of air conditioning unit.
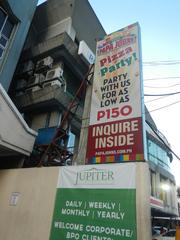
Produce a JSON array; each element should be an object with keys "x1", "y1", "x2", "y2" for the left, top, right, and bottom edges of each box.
[
  {"x1": 26, "y1": 74, "x2": 45, "y2": 88},
  {"x1": 43, "y1": 80, "x2": 63, "y2": 88},
  {"x1": 18, "y1": 60, "x2": 34, "y2": 76},
  {"x1": 35, "y1": 56, "x2": 53, "y2": 73},
  {"x1": 45, "y1": 67, "x2": 63, "y2": 82},
  {"x1": 43, "y1": 66, "x2": 65, "y2": 88}
]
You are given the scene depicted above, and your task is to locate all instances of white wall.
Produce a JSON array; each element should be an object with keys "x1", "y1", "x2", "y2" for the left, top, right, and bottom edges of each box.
[
  {"x1": 0, "y1": 163, "x2": 152, "y2": 240},
  {"x1": 0, "y1": 167, "x2": 59, "y2": 240}
]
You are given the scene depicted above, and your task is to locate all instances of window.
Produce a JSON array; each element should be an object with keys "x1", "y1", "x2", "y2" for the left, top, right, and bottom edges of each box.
[
  {"x1": 147, "y1": 139, "x2": 171, "y2": 171},
  {"x1": 63, "y1": 64, "x2": 84, "y2": 102},
  {"x1": 159, "y1": 176, "x2": 168, "y2": 205},
  {"x1": 169, "y1": 181, "x2": 176, "y2": 208},
  {"x1": 67, "y1": 130, "x2": 76, "y2": 153},
  {"x1": 150, "y1": 170, "x2": 156, "y2": 197},
  {"x1": 0, "y1": 7, "x2": 14, "y2": 59},
  {"x1": 46, "y1": 111, "x2": 61, "y2": 128}
]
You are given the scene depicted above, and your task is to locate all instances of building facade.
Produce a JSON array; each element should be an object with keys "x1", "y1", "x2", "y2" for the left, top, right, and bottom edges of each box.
[
  {"x1": 0, "y1": 0, "x2": 38, "y2": 91},
  {"x1": 9, "y1": 0, "x2": 106, "y2": 167},
  {"x1": 0, "y1": 0, "x2": 38, "y2": 167},
  {"x1": 8, "y1": 0, "x2": 178, "y2": 223},
  {"x1": 145, "y1": 109, "x2": 178, "y2": 223}
]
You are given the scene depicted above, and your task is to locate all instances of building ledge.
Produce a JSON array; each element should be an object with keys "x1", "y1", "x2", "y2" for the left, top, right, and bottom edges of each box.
[
  {"x1": 13, "y1": 85, "x2": 83, "y2": 131},
  {"x1": 0, "y1": 84, "x2": 37, "y2": 156},
  {"x1": 21, "y1": 32, "x2": 88, "y2": 80}
]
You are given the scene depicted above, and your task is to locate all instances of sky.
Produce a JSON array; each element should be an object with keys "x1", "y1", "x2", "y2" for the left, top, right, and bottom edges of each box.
[
  {"x1": 38, "y1": 0, "x2": 180, "y2": 185},
  {"x1": 89, "y1": 0, "x2": 180, "y2": 185},
  {"x1": 88, "y1": 0, "x2": 180, "y2": 186}
]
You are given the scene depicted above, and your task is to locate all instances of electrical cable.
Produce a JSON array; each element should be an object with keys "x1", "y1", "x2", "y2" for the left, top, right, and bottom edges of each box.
[
  {"x1": 144, "y1": 76, "x2": 180, "y2": 81},
  {"x1": 146, "y1": 120, "x2": 180, "y2": 161},
  {"x1": 145, "y1": 91, "x2": 180, "y2": 97},
  {"x1": 144, "y1": 60, "x2": 180, "y2": 63},
  {"x1": 149, "y1": 100, "x2": 180, "y2": 113},
  {"x1": 145, "y1": 95, "x2": 170, "y2": 103},
  {"x1": 144, "y1": 63, "x2": 180, "y2": 66},
  {"x1": 143, "y1": 60, "x2": 180, "y2": 66},
  {"x1": 144, "y1": 83, "x2": 180, "y2": 89}
]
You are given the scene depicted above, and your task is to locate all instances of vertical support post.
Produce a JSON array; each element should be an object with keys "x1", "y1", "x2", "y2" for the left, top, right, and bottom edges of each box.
[
  {"x1": 136, "y1": 162, "x2": 151, "y2": 240},
  {"x1": 75, "y1": 81, "x2": 93, "y2": 165}
]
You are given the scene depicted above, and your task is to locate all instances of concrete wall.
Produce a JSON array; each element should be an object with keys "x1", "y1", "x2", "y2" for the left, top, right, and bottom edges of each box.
[
  {"x1": 0, "y1": 0, "x2": 38, "y2": 91},
  {"x1": 0, "y1": 163, "x2": 151, "y2": 240},
  {"x1": 24, "y1": 0, "x2": 106, "y2": 53},
  {"x1": 0, "y1": 167, "x2": 59, "y2": 240},
  {"x1": 36, "y1": 17, "x2": 76, "y2": 42},
  {"x1": 136, "y1": 163, "x2": 151, "y2": 240},
  {"x1": 30, "y1": 112, "x2": 48, "y2": 131},
  {"x1": 24, "y1": 0, "x2": 74, "y2": 48},
  {"x1": 30, "y1": 111, "x2": 61, "y2": 131},
  {"x1": 76, "y1": 78, "x2": 92, "y2": 165},
  {"x1": 72, "y1": 0, "x2": 106, "y2": 52},
  {"x1": 34, "y1": 0, "x2": 74, "y2": 32}
]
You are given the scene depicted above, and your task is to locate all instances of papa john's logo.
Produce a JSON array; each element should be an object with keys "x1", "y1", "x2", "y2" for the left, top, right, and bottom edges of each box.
[{"x1": 75, "y1": 168, "x2": 114, "y2": 185}]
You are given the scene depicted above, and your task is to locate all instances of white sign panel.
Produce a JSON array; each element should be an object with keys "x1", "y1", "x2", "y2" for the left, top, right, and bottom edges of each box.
[{"x1": 86, "y1": 23, "x2": 145, "y2": 164}]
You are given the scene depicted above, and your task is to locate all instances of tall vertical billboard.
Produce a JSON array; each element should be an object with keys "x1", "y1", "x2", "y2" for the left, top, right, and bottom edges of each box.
[{"x1": 86, "y1": 23, "x2": 144, "y2": 164}]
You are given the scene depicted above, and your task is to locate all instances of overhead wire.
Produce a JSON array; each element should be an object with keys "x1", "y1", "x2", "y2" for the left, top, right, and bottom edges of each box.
[
  {"x1": 143, "y1": 60, "x2": 180, "y2": 66},
  {"x1": 145, "y1": 95, "x2": 170, "y2": 103},
  {"x1": 144, "y1": 76, "x2": 180, "y2": 81},
  {"x1": 148, "y1": 100, "x2": 180, "y2": 113},
  {"x1": 144, "y1": 91, "x2": 180, "y2": 97},
  {"x1": 143, "y1": 60, "x2": 180, "y2": 63},
  {"x1": 142, "y1": 60, "x2": 180, "y2": 159},
  {"x1": 144, "y1": 74, "x2": 180, "y2": 105},
  {"x1": 144, "y1": 83, "x2": 180, "y2": 89}
]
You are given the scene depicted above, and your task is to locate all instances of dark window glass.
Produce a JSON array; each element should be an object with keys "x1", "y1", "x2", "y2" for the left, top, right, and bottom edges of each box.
[
  {"x1": 0, "y1": 8, "x2": 6, "y2": 29},
  {"x1": 0, "y1": 47, "x2": 3, "y2": 58},
  {"x1": 0, "y1": 36, "x2": 7, "y2": 47},
  {"x1": 147, "y1": 139, "x2": 170, "y2": 170},
  {"x1": 164, "y1": 230, "x2": 175, "y2": 236},
  {"x1": 2, "y1": 19, "x2": 13, "y2": 38}
]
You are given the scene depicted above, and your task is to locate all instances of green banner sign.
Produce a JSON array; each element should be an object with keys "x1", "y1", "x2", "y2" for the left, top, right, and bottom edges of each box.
[{"x1": 49, "y1": 164, "x2": 137, "y2": 240}]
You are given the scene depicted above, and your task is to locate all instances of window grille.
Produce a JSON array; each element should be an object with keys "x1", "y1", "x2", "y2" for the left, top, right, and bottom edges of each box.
[{"x1": 0, "y1": 7, "x2": 14, "y2": 59}]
